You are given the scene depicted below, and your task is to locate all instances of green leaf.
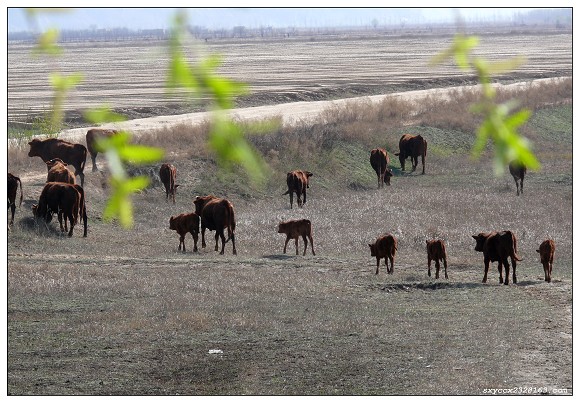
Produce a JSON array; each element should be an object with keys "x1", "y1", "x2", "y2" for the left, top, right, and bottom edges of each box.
[
  {"x1": 32, "y1": 28, "x2": 62, "y2": 56},
  {"x1": 118, "y1": 145, "x2": 165, "y2": 164},
  {"x1": 84, "y1": 106, "x2": 127, "y2": 124}
]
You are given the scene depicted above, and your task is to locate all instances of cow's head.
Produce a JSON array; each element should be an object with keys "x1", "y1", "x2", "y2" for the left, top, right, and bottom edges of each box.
[
  {"x1": 368, "y1": 243, "x2": 377, "y2": 257},
  {"x1": 394, "y1": 151, "x2": 406, "y2": 170},
  {"x1": 193, "y1": 195, "x2": 214, "y2": 214},
  {"x1": 169, "y1": 216, "x2": 176, "y2": 230},
  {"x1": 472, "y1": 233, "x2": 489, "y2": 252},
  {"x1": 31, "y1": 204, "x2": 38, "y2": 217},
  {"x1": 384, "y1": 168, "x2": 394, "y2": 186},
  {"x1": 46, "y1": 158, "x2": 67, "y2": 170},
  {"x1": 305, "y1": 171, "x2": 313, "y2": 188},
  {"x1": 28, "y1": 138, "x2": 41, "y2": 157},
  {"x1": 277, "y1": 222, "x2": 288, "y2": 233}
]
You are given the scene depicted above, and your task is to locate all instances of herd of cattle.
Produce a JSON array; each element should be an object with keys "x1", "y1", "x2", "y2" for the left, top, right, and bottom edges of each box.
[{"x1": 8, "y1": 129, "x2": 555, "y2": 284}]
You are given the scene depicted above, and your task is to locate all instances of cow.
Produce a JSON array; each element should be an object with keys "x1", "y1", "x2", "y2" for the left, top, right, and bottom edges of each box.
[
  {"x1": 86, "y1": 128, "x2": 119, "y2": 172},
  {"x1": 370, "y1": 148, "x2": 393, "y2": 188},
  {"x1": 33, "y1": 182, "x2": 88, "y2": 237},
  {"x1": 28, "y1": 138, "x2": 87, "y2": 187},
  {"x1": 159, "y1": 163, "x2": 179, "y2": 204},
  {"x1": 536, "y1": 239, "x2": 555, "y2": 283},
  {"x1": 426, "y1": 239, "x2": 448, "y2": 279},
  {"x1": 368, "y1": 234, "x2": 398, "y2": 275},
  {"x1": 8, "y1": 173, "x2": 23, "y2": 227},
  {"x1": 472, "y1": 231, "x2": 521, "y2": 285},
  {"x1": 169, "y1": 213, "x2": 200, "y2": 253},
  {"x1": 277, "y1": 219, "x2": 316, "y2": 256},
  {"x1": 46, "y1": 158, "x2": 75, "y2": 184},
  {"x1": 508, "y1": 160, "x2": 526, "y2": 196},
  {"x1": 394, "y1": 134, "x2": 427, "y2": 174},
  {"x1": 193, "y1": 195, "x2": 236, "y2": 255},
  {"x1": 283, "y1": 170, "x2": 313, "y2": 209}
]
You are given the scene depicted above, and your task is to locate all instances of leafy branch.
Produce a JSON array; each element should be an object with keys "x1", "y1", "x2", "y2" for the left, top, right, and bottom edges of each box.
[{"x1": 431, "y1": 33, "x2": 540, "y2": 173}]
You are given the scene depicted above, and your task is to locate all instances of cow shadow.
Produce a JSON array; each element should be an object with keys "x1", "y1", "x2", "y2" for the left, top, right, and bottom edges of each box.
[
  {"x1": 262, "y1": 254, "x2": 296, "y2": 260},
  {"x1": 379, "y1": 281, "x2": 484, "y2": 293},
  {"x1": 15, "y1": 215, "x2": 69, "y2": 238}
]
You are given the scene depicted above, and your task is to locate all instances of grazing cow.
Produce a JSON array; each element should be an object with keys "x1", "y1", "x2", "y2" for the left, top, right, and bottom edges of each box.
[
  {"x1": 8, "y1": 173, "x2": 23, "y2": 227},
  {"x1": 169, "y1": 213, "x2": 200, "y2": 253},
  {"x1": 368, "y1": 234, "x2": 398, "y2": 275},
  {"x1": 86, "y1": 128, "x2": 119, "y2": 172},
  {"x1": 472, "y1": 231, "x2": 521, "y2": 285},
  {"x1": 277, "y1": 219, "x2": 316, "y2": 256},
  {"x1": 28, "y1": 138, "x2": 87, "y2": 187},
  {"x1": 283, "y1": 170, "x2": 313, "y2": 209},
  {"x1": 193, "y1": 195, "x2": 236, "y2": 255},
  {"x1": 508, "y1": 160, "x2": 526, "y2": 196},
  {"x1": 426, "y1": 239, "x2": 448, "y2": 279},
  {"x1": 33, "y1": 182, "x2": 87, "y2": 237},
  {"x1": 394, "y1": 134, "x2": 427, "y2": 174},
  {"x1": 46, "y1": 158, "x2": 75, "y2": 184},
  {"x1": 536, "y1": 239, "x2": 555, "y2": 283},
  {"x1": 370, "y1": 148, "x2": 393, "y2": 188},
  {"x1": 159, "y1": 163, "x2": 179, "y2": 204}
]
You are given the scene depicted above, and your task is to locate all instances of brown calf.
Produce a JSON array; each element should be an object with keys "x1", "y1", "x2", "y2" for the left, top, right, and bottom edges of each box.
[
  {"x1": 46, "y1": 158, "x2": 76, "y2": 184},
  {"x1": 169, "y1": 213, "x2": 200, "y2": 253},
  {"x1": 8, "y1": 173, "x2": 23, "y2": 227},
  {"x1": 159, "y1": 163, "x2": 179, "y2": 204},
  {"x1": 426, "y1": 239, "x2": 448, "y2": 279},
  {"x1": 86, "y1": 128, "x2": 119, "y2": 172},
  {"x1": 472, "y1": 230, "x2": 521, "y2": 285},
  {"x1": 193, "y1": 195, "x2": 237, "y2": 255},
  {"x1": 370, "y1": 148, "x2": 393, "y2": 188},
  {"x1": 536, "y1": 239, "x2": 555, "y2": 282},
  {"x1": 277, "y1": 219, "x2": 315, "y2": 256},
  {"x1": 394, "y1": 134, "x2": 427, "y2": 174},
  {"x1": 33, "y1": 182, "x2": 88, "y2": 237},
  {"x1": 369, "y1": 234, "x2": 398, "y2": 275},
  {"x1": 28, "y1": 137, "x2": 87, "y2": 187},
  {"x1": 508, "y1": 160, "x2": 526, "y2": 196},
  {"x1": 283, "y1": 170, "x2": 313, "y2": 209}
]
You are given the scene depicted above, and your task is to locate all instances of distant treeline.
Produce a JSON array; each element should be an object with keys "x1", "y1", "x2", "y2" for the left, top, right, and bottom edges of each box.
[{"x1": 8, "y1": 9, "x2": 572, "y2": 44}]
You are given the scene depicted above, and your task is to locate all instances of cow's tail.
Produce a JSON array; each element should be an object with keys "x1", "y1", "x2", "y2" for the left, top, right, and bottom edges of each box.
[
  {"x1": 512, "y1": 235, "x2": 522, "y2": 261},
  {"x1": 224, "y1": 203, "x2": 236, "y2": 243},
  {"x1": 16, "y1": 176, "x2": 23, "y2": 207},
  {"x1": 75, "y1": 185, "x2": 88, "y2": 237},
  {"x1": 80, "y1": 146, "x2": 87, "y2": 173},
  {"x1": 423, "y1": 139, "x2": 428, "y2": 157},
  {"x1": 282, "y1": 189, "x2": 290, "y2": 195}
]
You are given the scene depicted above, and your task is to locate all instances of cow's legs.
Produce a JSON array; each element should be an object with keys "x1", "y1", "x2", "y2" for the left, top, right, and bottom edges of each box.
[
  {"x1": 302, "y1": 190, "x2": 307, "y2": 206},
  {"x1": 283, "y1": 236, "x2": 291, "y2": 254},
  {"x1": 191, "y1": 232, "x2": 198, "y2": 252},
  {"x1": 443, "y1": 257, "x2": 448, "y2": 279},
  {"x1": 77, "y1": 171, "x2": 85, "y2": 188},
  {"x1": 9, "y1": 203, "x2": 15, "y2": 225},
  {"x1": 294, "y1": 237, "x2": 299, "y2": 255},
  {"x1": 421, "y1": 154, "x2": 425, "y2": 174},
  {"x1": 411, "y1": 156, "x2": 418, "y2": 172},
  {"x1": 389, "y1": 256, "x2": 395, "y2": 274},
  {"x1": 302, "y1": 235, "x2": 308, "y2": 256},
  {"x1": 384, "y1": 257, "x2": 390, "y2": 274},
  {"x1": 427, "y1": 257, "x2": 432, "y2": 277},
  {"x1": 201, "y1": 227, "x2": 207, "y2": 248},
  {"x1": 230, "y1": 233, "x2": 236, "y2": 255},
  {"x1": 178, "y1": 235, "x2": 185, "y2": 251},
  {"x1": 499, "y1": 260, "x2": 507, "y2": 285},
  {"x1": 215, "y1": 232, "x2": 221, "y2": 252},
  {"x1": 67, "y1": 213, "x2": 75, "y2": 237},
  {"x1": 482, "y1": 258, "x2": 490, "y2": 283},
  {"x1": 91, "y1": 155, "x2": 98, "y2": 172},
  {"x1": 308, "y1": 234, "x2": 315, "y2": 255},
  {"x1": 514, "y1": 178, "x2": 520, "y2": 196},
  {"x1": 511, "y1": 257, "x2": 517, "y2": 284},
  {"x1": 289, "y1": 192, "x2": 294, "y2": 209},
  {"x1": 375, "y1": 257, "x2": 380, "y2": 275},
  {"x1": 435, "y1": 259, "x2": 440, "y2": 279}
]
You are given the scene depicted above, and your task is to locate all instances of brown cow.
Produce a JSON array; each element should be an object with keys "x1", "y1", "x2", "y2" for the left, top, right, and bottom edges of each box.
[
  {"x1": 46, "y1": 158, "x2": 75, "y2": 184},
  {"x1": 394, "y1": 134, "x2": 427, "y2": 174},
  {"x1": 426, "y1": 239, "x2": 448, "y2": 279},
  {"x1": 508, "y1": 160, "x2": 526, "y2": 196},
  {"x1": 28, "y1": 138, "x2": 87, "y2": 187},
  {"x1": 8, "y1": 173, "x2": 23, "y2": 227},
  {"x1": 283, "y1": 170, "x2": 313, "y2": 209},
  {"x1": 159, "y1": 163, "x2": 179, "y2": 204},
  {"x1": 536, "y1": 239, "x2": 555, "y2": 283},
  {"x1": 86, "y1": 128, "x2": 119, "y2": 172},
  {"x1": 193, "y1": 195, "x2": 236, "y2": 255},
  {"x1": 472, "y1": 231, "x2": 521, "y2": 285},
  {"x1": 369, "y1": 234, "x2": 398, "y2": 275},
  {"x1": 370, "y1": 148, "x2": 393, "y2": 188},
  {"x1": 277, "y1": 219, "x2": 316, "y2": 256},
  {"x1": 169, "y1": 213, "x2": 200, "y2": 253},
  {"x1": 33, "y1": 182, "x2": 87, "y2": 237}
]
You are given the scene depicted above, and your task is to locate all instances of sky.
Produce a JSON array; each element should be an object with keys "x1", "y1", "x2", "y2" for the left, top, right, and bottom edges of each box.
[{"x1": 6, "y1": 7, "x2": 561, "y2": 32}]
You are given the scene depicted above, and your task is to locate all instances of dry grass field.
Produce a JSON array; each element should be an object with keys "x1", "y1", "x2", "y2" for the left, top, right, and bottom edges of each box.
[{"x1": 7, "y1": 28, "x2": 572, "y2": 396}]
